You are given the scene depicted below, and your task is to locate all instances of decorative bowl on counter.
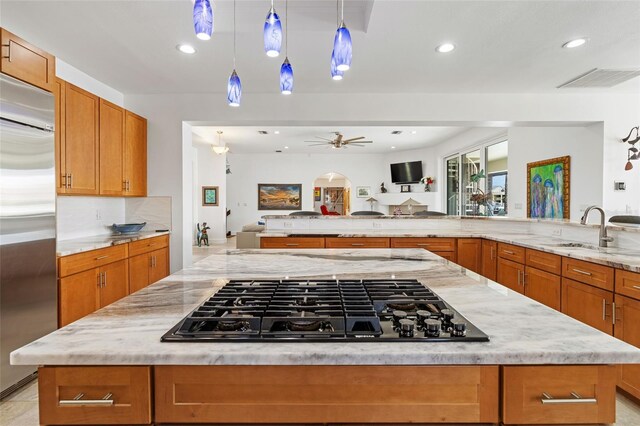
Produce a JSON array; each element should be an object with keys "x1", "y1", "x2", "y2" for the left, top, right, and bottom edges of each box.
[{"x1": 111, "y1": 222, "x2": 146, "y2": 234}]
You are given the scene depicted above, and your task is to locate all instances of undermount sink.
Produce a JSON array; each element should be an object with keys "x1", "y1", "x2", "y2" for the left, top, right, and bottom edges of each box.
[{"x1": 550, "y1": 242, "x2": 598, "y2": 250}]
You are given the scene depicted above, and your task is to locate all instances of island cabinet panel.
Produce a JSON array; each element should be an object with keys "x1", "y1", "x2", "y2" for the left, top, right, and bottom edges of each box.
[
  {"x1": 497, "y1": 242, "x2": 526, "y2": 264},
  {"x1": 155, "y1": 365, "x2": 499, "y2": 424},
  {"x1": 562, "y1": 257, "x2": 614, "y2": 291},
  {"x1": 614, "y1": 294, "x2": 640, "y2": 400},
  {"x1": 99, "y1": 99, "x2": 125, "y2": 196},
  {"x1": 561, "y1": 278, "x2": 614, "y2": 335},
  {"x1": 497, "y1": 257, "x2": 525, "y2": 293},
  {"x1": 389, "y1": 237, "x2": 456, "y2": 252},
  {"x1": 524, "y1": 266, "x2": 561, "y2": 311},
  {"x1": 481, "y1": 239, "x2": 497, "y2": 281},
  {"x1": 502, "y1": 365, "x2": 616, "y2": 425},
  {"x1": 38, "y1": 366, "x2": 151, "y2": 425},
  {"x1": 260, "y1": 237, "x2": 325, "y2": 249},
  {"x1": 0, "y1": 28, "x2": 55, "y2": 92},
  {"x1": 525, "y1": 248, "x2": 562, "y2": 276},
  {"x1": 615, "y1": 269, "x2": 640, "y2": 301},
  {"x1": 457, "y1": 238, "x2": 482, "y2": 273},
  {"x1": 325, "y1": 237, "x2": 390, "y2": 249}
]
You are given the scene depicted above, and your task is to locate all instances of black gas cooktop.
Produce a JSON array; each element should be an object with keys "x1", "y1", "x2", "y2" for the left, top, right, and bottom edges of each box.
[{"x1": 161, "y1": 279, "x2": 489, "y2": 342}]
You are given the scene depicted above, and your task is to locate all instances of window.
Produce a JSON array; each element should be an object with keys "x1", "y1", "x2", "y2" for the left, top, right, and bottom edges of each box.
[{"x1": 444, "y1": 139, "x2": 508, "y2": 216}]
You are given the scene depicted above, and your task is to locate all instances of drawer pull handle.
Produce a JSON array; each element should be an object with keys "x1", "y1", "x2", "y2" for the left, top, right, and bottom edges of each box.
[
  {"x1": 416, "y1": 243, "x2": 430, "y2": 247},
  {"x1": 632, "y1": 285, "x2": 640, "y2": 290},
  {"x1": 503, "y1": 250, "x2": 515, "y2": 255},
  {"x1": 95, "y1": 255, "x2": 109, "y2": 260},
  {"x1": 285, "y1": 243, "x2": 299, "y2": 246},
  {"x1": 572, "y1": 268, "x2": 593, "y2": 276},
  {"x1": 59, "y1": 392, "x2": 114, "y2": 406},
  {"x1": 351, "y1": 243, "x2": 365, "y2": 246},
  {"x1": 541, "y1": 392, "x2": 597, "y2": 405}
]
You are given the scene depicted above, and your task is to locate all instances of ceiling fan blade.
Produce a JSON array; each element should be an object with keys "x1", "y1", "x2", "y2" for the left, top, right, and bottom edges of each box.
[
  {"x1": 348, "y1": 144, "x2": 366, "y2": 147},
  {"x1": 307, "y1": 143, "x2": 328, "y2": 146},
  {"x1": 314, "y1": 136, "x2": 335, "y2": 142},
  {"x1": 343, "y1": 136, "x2": 365, "y2": 143}
]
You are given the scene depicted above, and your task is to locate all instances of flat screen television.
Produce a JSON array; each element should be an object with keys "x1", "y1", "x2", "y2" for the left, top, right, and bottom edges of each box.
[{"x1": 390, "y1": 161, "x2": 423, "y2": 184}]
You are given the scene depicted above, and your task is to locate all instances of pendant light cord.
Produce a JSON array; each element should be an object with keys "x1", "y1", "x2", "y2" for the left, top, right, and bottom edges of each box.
[
  {"x1": 285, "y1": 0, "x2": 288, "y2": 55},
  {"x1": 233, "y1": 0, "x2": 236, "y2": 69},
  {"x1": 336, "y1": 0, "x2": 339, "y2": 27},
  {"x1": 341, "y1": 0, "x2": 344, "y2": 25}
]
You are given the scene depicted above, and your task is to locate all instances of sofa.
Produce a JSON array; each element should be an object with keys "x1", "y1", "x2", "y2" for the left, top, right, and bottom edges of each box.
[{"x1": 236, "y1": 223, "x2": 265, "y2": 249}]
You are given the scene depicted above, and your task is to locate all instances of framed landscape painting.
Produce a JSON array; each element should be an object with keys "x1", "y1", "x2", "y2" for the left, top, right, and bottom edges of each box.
[
  {"x1": 356, "y1": 186, "x2": 371, "y2": 198},
  {"x1": 202, "y1": 186, "x2": 219, "y2": 206},
  {"x1": 258, "y1": 184, "x2": 302, "y2": 210},
  {"x1": 527, "y1": 156, "x2": 570, "y2": 219}
]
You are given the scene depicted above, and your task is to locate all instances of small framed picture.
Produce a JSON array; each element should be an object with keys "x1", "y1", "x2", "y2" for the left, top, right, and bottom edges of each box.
[
  {"x1": 400, "y1": 185, "x2": 411, "y2": 193},
  {"x1": 202, "y1": 186, "x2": 219, "y2": 206},
  {"x1": 356, "y1": 186, "x2": 371, "y2": 198}
]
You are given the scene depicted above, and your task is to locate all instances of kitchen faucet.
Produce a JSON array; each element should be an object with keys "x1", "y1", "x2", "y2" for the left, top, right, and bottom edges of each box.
[{"x1": 580, "y1": 206, "x2": 614, "y2": 248}]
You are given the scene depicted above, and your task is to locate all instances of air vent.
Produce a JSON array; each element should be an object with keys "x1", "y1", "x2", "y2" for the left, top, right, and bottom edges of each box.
[
  {"x1": 258, "y1": 130, "x2": 268, "y2": 135},
  {"x1": 391, "y1": 130, "x2": 403, "y2": 135},
  {"x1": 558, "y1": 68, "x2": 640, "y2": 88}
]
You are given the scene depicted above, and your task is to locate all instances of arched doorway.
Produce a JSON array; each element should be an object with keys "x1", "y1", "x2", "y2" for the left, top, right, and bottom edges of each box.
[{"x1": 313, "y1": 172, "x2": 351, "y2": 215}]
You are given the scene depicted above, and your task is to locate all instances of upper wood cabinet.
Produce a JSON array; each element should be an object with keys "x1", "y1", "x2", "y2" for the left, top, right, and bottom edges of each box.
[
  {"x1": 1, "y1": 28, "x2": 55, "y2": 92},
  {"x1": 58, "y1": 82, "x2": 100, "y2": 195},
  {"x1": 99, "y1": 99, "x2": 125, "y2": 196},
  {"x1": 124, "y1": 111, "x2": 147, "y2": 196}
]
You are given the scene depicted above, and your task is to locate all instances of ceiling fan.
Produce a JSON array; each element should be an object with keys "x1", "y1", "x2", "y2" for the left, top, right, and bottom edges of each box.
[{"x1": 305, "y1": 132, "x2": 373, "y2": 149}]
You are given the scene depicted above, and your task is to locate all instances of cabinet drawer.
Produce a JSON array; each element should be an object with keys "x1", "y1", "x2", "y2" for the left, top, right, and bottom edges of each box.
[
  {"x1": 59, "y1": 245, "x2": 128, "y2": 277},
  {"x1": 562, "y1": 258, "x2": 614, "y2": 291},
  {"x1": 260, "y1": 237, "x2": 325, "y2": 249},
  {"x1": 155, "y1": 365, "x2": 498, "y2": 424},
  {"x1": 526, "y1": 249, "x2": 561, "y2": 276},
  {"x1": 325, "y1": 237, "x2": 390, "y2": 248},
  {"x1": 502, "y1": 365, "x2": 615, "y2": 425},
  {"x1": 390, "y1": 237, "x2": 456, "y2": 252},
  {"x1": 615, "y1": 269, "x2": 640, "y2": 301},
  {"x1": 497, "y1": 242, "x2": 526, "y2": 264},
  {"x1": 128, "y1": 235, "x2": 169, "y2": 257},
  {"x1": 38, "y1": 366, "x2": 151, "y2": 425}
]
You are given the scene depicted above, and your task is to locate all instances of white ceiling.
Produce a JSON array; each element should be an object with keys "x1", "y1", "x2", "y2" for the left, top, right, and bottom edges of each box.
[
  {"x1": 2, "y1": 0, "x2": 639, "y2": 95},
  {"x1": 191, "y1": 125, "x2": 470, "y2": 153}
]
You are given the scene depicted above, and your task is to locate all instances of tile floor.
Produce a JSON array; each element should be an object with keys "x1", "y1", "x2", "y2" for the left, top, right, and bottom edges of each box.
[{"x1": 3, "y1": 238, "x2": 640, "y2": 425}]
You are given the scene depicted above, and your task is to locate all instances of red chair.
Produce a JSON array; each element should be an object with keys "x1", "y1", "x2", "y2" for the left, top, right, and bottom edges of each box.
[{"x1": 320, "y1": 205, "x2": 340, "y2": 216}]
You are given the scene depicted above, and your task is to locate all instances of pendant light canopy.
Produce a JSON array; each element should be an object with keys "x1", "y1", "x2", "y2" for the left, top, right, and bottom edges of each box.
[
  {"x1": 264, "y1": 0, "x2": 282, "y2": 57},
  {"x1": 228, "y1": 0, "x2": 241, "y2": 107},
  {"x1": 333, "y1": 0, "x2": 352, "y2": 71},
  {"x1": 193, "y1": 0, "x2": 213, "y2": 41},
  {"x1": 279, "y1": 0, "x2": 293, "y2": 95}
]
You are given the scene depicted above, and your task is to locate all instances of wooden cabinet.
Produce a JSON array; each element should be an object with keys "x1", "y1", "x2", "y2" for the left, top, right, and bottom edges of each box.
[
  {"x1": 59, "y1": 269, "x2": 99, "y2": 327},
  {"x1": 38, "y1": 366, "x2": 152, "y2": 425},
  {"x1": 481, "y1": 240, "x2": 497, "y2": 281},
  {"x1": 54, "y1": 78, "x2": 65, "y2": 192},
  {"x1": 562, "y1": 257, "x2": 614, "y2": 291},
  {"x1": 524, "y1": 266, "x2": 561, "y2": 310},
  {"x1": 561, "y1": 278, "x2": 613, "y2": 334},
  {"x1": 98, "y1": 260, "x2": 128, "y2": 308},
  {"x1": 59, "y1": 82, "x2": 100, "y2": 195},
  {"x1": 124, "y1": 111, "x2": 147, "y2": 196},
  {"x1": 99, "y1": 99, "x2": 125, "y2": 196},
  {"x1": 434, "y1": 251, "x2": 457, "y2": 262},
  {"x1": 390, "y1": 237, "x2": 456, "y2": 252},
  {"x1": 497, "y1": 242, "x2": 526, "y2": 264},
  {"x1": 0, "y1": 28, "x2": 55, "y2": 92},
  {"x1": 526, "y1": 249, "x2": 562, "y2": 276},
  {"x1": 260, "y1": 237, "x2": 325, "y2": 249},
  {"x1": 128, "y1": 243, "x2": 170, "y2": 294},
  {"x1": 502, "y1": 365, "x2": 615, "y2": 425},
  {"x1": 615, "y1": 269, "x2": 640, "y2": 301},
  {"x1": 155, "y1": 365, "x2": 499, "y2": 424},
  {"x1": 149, "y1": 248, "x2": 169, "y2": 284},
  {"x1": 128, "y1": 253, "x2": 150, "y2": 294},
  {"x1": 325, "y1": 237, "x2": 390, "y2": 249},
  {"x1": 59, "y1": 244, "x2": 128, "y2": 278},
  {"x1": 456, "y1": 238, "x2": 482, "y2": 273},
  {"x1": 614, "y1": 294, "x2": 640, "y2": 400},
  {"x1": 497, "y1": 257, "x2": 525, "y2": 293}
]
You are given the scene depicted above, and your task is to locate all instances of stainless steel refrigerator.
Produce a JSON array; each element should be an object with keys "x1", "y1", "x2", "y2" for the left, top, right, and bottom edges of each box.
[{"x1": 0, "y1": 73, "x2": 57, "y2": 398}]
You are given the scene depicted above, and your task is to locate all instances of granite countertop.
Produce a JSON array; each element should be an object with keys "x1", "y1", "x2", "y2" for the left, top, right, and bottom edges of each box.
[
  {"x1": 11, "y1": 249, "x2": 640, "y2": 366},
  {"x1": 57, "y1": 231, "x2": 171, "y2": 257},
  {"x1": 260, "y1": 230, "x2": 640, "y2": 272}
]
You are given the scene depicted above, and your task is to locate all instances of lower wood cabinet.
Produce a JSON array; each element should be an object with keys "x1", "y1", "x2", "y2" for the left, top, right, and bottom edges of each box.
[
  {"x1": 129, "y1": 248, "x2": 169, "y2": 293},
  {"x1": 615, "y1": 269, "x2": 640, "y2": 301},
  {"x1": 502, "y1": 365, "x2": 615, "y2": 425},
  {"x1": 260, "y1": 237, "x2": 325, "y2": 249},
  {"x1": 561, "y1": 278, "x2": 613, "y2": 335},
  {"x1": 457, "y1": 238, "x2": 482, "y2": 273},
  {"x1": 38, "y1": 366, "x2": 151, "y2": 425},
  {"x1": 325, "y1": 237, "x2": 390, "y2": 249},
  {"x1": 481, "y1": 239, "x2": 497, "y2": 281},
  {"x1": 390, "y1": 237, "x2": 456, "y2": 252},
  {"x1": 614, "y1": 294, "x2": 640, "y2": 400},
  {"x1": 497, "y1": 257, "x2": 525, "y2": 293},
  {"x1": 433, "y1": 251, "x2": 457, "y2": 262},
  {"x1": 524, "y1": 266, "x2": 561, "y2": 311}
]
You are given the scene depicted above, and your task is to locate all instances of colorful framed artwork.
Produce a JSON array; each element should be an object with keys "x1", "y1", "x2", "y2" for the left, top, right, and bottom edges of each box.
[
  {"x1": 314, "y1": 187, "x2": 321, "y2": 202},
  {"x1": 202, "y1": 186, "x2": 219, "y2": 206},
  {"x1": 356, "y1": 186, "x2": 371, "y2": 198},
  {"x1": 527, "y1": 156, "x2": 570, "y2": 219},
  {"x1": 258, "y1": 184, "x2": 302, "y2": 210}
]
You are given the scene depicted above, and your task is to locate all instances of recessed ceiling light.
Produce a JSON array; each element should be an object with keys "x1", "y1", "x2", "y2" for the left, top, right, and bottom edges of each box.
[
  {"x1": 391, "y1": 130, "x2": 403, "y2": 135},
  {"x1": 258, "y1": 130, "x2": 268, "y2": 135},
  {"x1": 176, "y1": 44, "x2": 196, "y2": 54},
  {"x1": 284, "y1": 146, "x2": 289, "y2": 149},
  {"x1": 562, "y1": 38, "x2": 587, "y2": 49},
  {"x1": 274, "y1": 130, "x2": 280, "y2": 134},
  {"x1": 436, "y1": 43, "x2": 455, "y2": 53},
  {"x1": 411, "y1": 131, "x2": 417, "y2": 135},
  {"x1": 391, "y1": 146, "x2": 396, "y2": 149}
]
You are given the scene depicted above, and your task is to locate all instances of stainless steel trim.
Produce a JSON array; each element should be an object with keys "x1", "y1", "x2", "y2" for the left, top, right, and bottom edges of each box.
[
  {"x1": 541, "y1": 392, "x2": 597, "y2": 404},
  {"x1": 416, "y1": 243, "x2": 430, "y2": 247},
  {"x1": 59, "y1": 392, "x2": 114, "y2": 406},
  {"x1": 572, "y1": 268, "x2": 593, "y2": 276},
  {"x1": 103, "y1": 271, "x2": 107, "y2": 287},
  {"x1": 602, "y1": 299, "x2": 607, "y2": 321},
  {"x1": 351, "y1": 243, "x2": 365, "y2": 246}
]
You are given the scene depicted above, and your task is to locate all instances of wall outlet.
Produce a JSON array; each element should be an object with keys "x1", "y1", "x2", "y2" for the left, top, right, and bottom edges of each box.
[
  {"x1": 614, "y1": 181, "x2": 626, "y2": 191},
  {"x1": 372, "y1": 221, "x2": 382, "y2": 228},
  {"x1": 283, "y1": 222, "x2": 293, "y2": 228},
  {"x1": 552, "y1": 228, "x2": 562, "y2": 236},
  {"x1": 514, "y1": 203, "x2": 522, "y2": 210}
]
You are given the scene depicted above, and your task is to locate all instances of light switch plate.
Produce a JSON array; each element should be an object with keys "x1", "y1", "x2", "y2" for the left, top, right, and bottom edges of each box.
[{"x1": 614, "y1": 181, "x2": 626, "y2": 191}]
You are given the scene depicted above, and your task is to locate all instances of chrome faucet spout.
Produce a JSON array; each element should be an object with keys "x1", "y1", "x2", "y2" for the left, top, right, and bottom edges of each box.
[{"x1": 580, "y1": 206, "x2": 613, "y2": 248}]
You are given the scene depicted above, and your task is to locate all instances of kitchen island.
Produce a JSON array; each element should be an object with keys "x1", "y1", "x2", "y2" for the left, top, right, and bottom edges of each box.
[{"x1": 12, "y1": 248, "x2": 640, "y2": 425}]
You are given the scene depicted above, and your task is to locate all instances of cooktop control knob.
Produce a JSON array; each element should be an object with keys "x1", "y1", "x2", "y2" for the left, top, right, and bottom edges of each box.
[
  {"x1": 441, "y1": 309, "x2": 454, "y2": 330},
  {"x1": 399, "y1": 319, "x2": 415, "y2": 338},
  {"x1": 451, "y1": 319, "x2": 467, "y2": 337},
  {"x1": 392, "y1": 310, "x2": 408, "y2": 328},
  {"x1": 416, "y1": 310, "x2": 431, "y2": 328},
  {"x1": 424, "y1": 319, "x2": 441, "y2": 337}
]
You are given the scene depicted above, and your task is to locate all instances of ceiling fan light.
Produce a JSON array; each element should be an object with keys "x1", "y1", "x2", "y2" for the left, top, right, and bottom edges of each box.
[
  {"x1": 212, "y1": 146, "x2": 229, "y2": 154},
  {"x1": 264, "y1": 6, "x2": 282, "y2": 57},
  {"x1": 227, "y1": 69, "x2": 241, "y2": 107},
  {"x1": 280, "y1": 57, "x2": 293, "y2": 95},
  {"x1": 332, "y1": 23, "x2": 352, "y2": 71},
  {"x1": 193, "y1": 0, "x2": 213, "y2": 41}
]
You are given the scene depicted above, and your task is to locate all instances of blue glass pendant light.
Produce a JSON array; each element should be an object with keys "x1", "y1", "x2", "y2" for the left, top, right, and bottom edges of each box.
[
  {"x1": 264, "y1": 0, "x2": 282, "y2": 57},
  {"x1": 330, "y1": 50, "x2": 343, "y2": 80},
  {"x1": 193, "y1": 0, "x2": 213, "y2": 41},
  {"x1": 228, "y1": 0, "x2": 241, "y2": 107},
  {"x1": 279, "y1": 0, "x2": 293, "y2": 94},
  {"x1": 332, "y1": 0, "x2": 352, "y2": 71}
]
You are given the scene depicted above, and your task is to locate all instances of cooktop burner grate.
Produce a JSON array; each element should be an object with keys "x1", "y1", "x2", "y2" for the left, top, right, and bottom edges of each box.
[{"x1": 162, "y1": 279, "x2": 489, "y2": 342}]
